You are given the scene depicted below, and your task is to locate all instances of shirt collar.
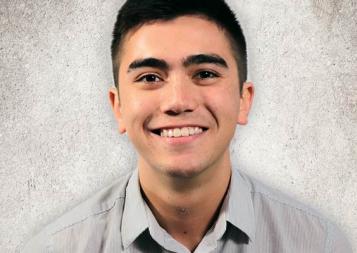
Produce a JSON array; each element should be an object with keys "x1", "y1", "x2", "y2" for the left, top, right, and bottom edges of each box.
[
  {"x1": 226, "y1": 168, "x2": 256, "y2": 242},
  {"x1": 121, "y1": 168, "x2": 148, "y2": 249},
  {"x1": 121, "y1": 167, "x2": 256, "y2": 248}
]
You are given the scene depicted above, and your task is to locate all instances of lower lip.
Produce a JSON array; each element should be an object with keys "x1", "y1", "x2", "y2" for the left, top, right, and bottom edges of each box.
[{"x1": 151, "y1": 131, "x2": 206, "y2": 145}]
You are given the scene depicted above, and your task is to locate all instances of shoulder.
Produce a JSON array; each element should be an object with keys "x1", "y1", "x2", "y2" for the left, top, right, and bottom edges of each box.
[
  {"x1": 20, "y1": 170, "x2": 133, "y2": 253},
  {"x1": 237, "y1": 169, "x2": 352, "y2": 253},
  {"x1": 240, "y1": 171, "x2": 324, "y2": 220}
]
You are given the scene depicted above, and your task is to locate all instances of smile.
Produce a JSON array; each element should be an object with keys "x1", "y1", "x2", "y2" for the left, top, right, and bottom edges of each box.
[
  {"x1": 151, "y1": 126, "x2": 207, "y2": 138},
  {"x1": 161, "y1": 127, "x2": 203, "y2": 138}
]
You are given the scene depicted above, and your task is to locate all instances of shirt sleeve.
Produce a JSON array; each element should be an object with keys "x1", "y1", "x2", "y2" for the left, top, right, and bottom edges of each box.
[{"x1": 326, "y1": 222, "x2": 353, "y2": 253}]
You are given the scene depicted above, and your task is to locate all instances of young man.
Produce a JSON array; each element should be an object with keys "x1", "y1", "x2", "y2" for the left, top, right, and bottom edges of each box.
[{"x1": 23, "y1": 0, "x2": 352, "y2": 252}]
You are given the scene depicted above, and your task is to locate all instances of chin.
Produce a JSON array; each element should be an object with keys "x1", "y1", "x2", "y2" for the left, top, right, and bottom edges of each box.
[{"x1": 160, "y1": 163, "x2": 207, "y2": 179}]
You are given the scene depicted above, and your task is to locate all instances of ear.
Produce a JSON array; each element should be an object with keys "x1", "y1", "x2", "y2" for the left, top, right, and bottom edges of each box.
[
  {"x1": 237, "y1": 82, "x2": 254, "y2": 125},
  {"x1": 109, "y1": 86, "x2": 126, "y2": 134}
]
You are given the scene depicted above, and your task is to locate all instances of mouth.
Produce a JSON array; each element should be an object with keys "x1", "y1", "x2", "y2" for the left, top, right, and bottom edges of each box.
[{"x1": 150, "y1": 126, "x2": 208, "y2": 138}]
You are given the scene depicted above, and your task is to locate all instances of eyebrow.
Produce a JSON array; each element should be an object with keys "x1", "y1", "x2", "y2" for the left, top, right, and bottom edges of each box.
[
  {"x1": 127, "y1": 53, "x2": 228, "y2": 73},
  {"x1": 127, "y1": 58, "x2": 169, "y2": 73},
  {"x1": 183, "y1": 54, "x2": 228, "y2": 68}
]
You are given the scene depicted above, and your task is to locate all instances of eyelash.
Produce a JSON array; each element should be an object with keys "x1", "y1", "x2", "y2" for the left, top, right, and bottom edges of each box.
[
  {"x1": 135, "y1": 74, "x2": 162, "y2": 83},
  {"x1": 135, "y1": 70, "x2": 220, "y2": 84},
  {"x1": 194, "y1": 70, "x2": 220, "y2": 79}
]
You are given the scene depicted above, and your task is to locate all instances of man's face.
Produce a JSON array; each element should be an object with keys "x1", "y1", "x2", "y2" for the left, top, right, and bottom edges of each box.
[{"x1": 110, "y1": 16, "x2": 253, "y2": 178}]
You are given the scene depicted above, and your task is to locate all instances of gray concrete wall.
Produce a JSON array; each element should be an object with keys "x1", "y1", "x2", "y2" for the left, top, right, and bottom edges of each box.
[{"x1": 0, "y1": 0, "x2": 356, "y2": 252}]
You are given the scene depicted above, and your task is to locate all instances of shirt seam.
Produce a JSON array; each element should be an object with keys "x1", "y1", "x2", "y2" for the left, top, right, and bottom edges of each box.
[
  {"x1": 324, "y1": 221, "x2": 331, "y2": 253},
  {"x1": 251, "y1": 189, "x2": 328, "y2": 227},
  {"x1": 50, "y1": 196, "x2": 125, "y2": 236},
  {"x1": 253, "y1": 189, "x2": 330, "y2": 251}
]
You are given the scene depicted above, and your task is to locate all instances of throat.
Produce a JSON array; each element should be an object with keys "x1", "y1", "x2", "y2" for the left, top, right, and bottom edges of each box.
[
  {"x1": 148, "y1": 192, "x2": 227, "y2": 252},
  {"x1": 141, "y1": 180, "x2": 230, "y2": 252},
  {"x1": 138, "y1": 159, "x2": 232, "y2": 251}
]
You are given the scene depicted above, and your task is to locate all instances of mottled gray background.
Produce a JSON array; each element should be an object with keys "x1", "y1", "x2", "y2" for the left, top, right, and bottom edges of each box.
[{"x1": 0, "y1": 0, "x2": 356, "y2": 252}]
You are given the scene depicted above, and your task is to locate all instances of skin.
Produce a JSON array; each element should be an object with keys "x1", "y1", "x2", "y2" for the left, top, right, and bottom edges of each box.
[{"x1": 109, "y1": 16, "x2": 254, "y2": 251}]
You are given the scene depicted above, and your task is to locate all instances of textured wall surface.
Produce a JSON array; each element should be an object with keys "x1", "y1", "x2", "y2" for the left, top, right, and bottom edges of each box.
[{"x1": 0, "y1": 0, "x2": 356, "y2": 252}]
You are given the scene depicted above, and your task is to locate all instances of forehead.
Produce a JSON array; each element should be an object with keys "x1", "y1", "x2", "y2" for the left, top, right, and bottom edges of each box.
[{"x1": 118, "y1": 15, "x2": 236, "y2": 68}]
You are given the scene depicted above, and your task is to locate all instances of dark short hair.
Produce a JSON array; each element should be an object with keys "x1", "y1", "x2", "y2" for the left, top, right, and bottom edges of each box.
[{"x1": 111, "y1": 0, "x2": 247, "y2": 90}]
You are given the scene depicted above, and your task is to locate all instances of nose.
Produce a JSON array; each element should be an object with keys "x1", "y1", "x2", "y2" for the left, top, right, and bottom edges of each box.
[{"x1": 160, "y1": 76, "x2": 199, "y2": 116}]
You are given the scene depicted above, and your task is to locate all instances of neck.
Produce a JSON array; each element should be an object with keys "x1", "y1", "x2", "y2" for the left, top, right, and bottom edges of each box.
[{"x1": 139, "y1": 153, "x2": 232, "y2": 251}]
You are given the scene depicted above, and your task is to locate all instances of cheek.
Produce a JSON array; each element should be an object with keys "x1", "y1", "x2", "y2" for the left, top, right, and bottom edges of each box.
[
  {"x1": 204, "y1": 85, "x2": 241, "y2": 116},
  {"x1": 120, "y1": 91, "x2": 156, "y2": 127}
]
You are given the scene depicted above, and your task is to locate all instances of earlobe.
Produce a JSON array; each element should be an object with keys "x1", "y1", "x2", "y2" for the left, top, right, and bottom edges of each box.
[
  {"x1": 109, "y1": 87, "x2": 126, "y2": 134},
  {"x1": 237, "y1": 82, "x2": 254, "y2": 125}
]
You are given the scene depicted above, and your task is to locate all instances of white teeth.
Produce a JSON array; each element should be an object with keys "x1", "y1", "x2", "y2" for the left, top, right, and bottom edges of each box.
[
  {"x1": 173, "y1": 128, "x2": 180, "y2": 137},
  {"x1": 181, "y1": 127, "x2": 189, "y2": 137},
  {"x1": 160, "y1": 127, "x2": 204, "y2": 138}
]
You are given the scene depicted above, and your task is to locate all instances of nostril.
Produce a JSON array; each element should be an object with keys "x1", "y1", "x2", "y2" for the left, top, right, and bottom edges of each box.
[
  {"x1": 165, "y1": 110, "x2": 180, "y2": 116},
  {"x1": 165, "y1": 108, "x2": 194, "y2": 116}
]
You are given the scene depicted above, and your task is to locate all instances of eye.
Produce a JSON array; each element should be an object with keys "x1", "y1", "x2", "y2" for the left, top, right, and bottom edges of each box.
[
  {"x1": 194, "y1": 70, "x2": 219, "y2": 80},
  {"x1": 136, "y1": 74, "x2": 162, "y2": 83}
]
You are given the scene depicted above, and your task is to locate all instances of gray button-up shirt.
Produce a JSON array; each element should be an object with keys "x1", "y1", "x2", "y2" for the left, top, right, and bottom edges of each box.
[{"x1": 22, "y1": 168, "x2": 352, "y2": 252}]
